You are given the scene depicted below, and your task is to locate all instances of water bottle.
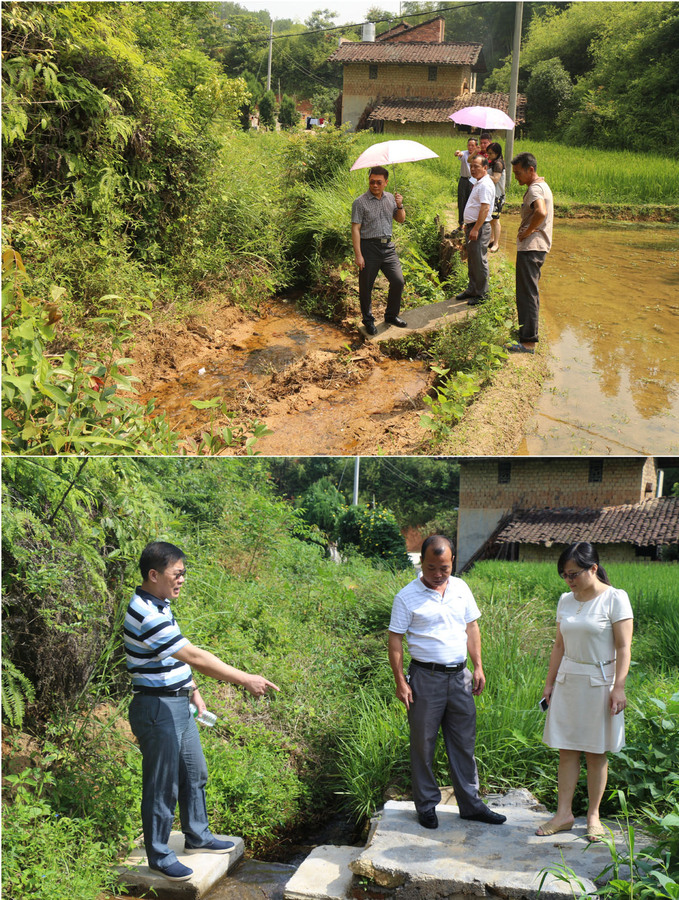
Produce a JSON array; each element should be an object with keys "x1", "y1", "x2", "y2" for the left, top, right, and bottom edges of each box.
[{"x1": 189, "y1": 702, "x2": 217, "y2": 727}]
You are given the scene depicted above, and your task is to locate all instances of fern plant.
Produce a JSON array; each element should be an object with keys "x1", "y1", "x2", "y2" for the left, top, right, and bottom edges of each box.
[{"x1": 1, "y1": 656, "x2": 36, "y2": 728}]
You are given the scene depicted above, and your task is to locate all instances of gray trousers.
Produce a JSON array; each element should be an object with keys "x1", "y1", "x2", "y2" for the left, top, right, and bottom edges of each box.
[
  {"x1": 516, "y1": 250, "x2": 546, "y2": 343},
  {"x1": 358, "y1": 239, "x2": 404, "y2": 325},
  {"x1": 464, "y1": 222, "x2": 491, "y2": 297},
  {"x1": 407, "y1": 664, "x2": 485, "y2": 816}
]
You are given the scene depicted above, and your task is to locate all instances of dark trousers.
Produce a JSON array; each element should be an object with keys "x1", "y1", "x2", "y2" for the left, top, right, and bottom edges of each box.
[
  {"x1": 457, "y1": 177, "x2": 473, "y2": 227},
  {"x1": 516, "y1": 249, "x2": 547, "y2": 343},
  {"x1": 464, "y1": 221, "x2": 491, "y2": 297},
  {"x1": 407, "y1": 664, "x2": 486, "y2": 816},
  {"x1": 358, "y1": 239, "x2": 404, "y2": 325}
]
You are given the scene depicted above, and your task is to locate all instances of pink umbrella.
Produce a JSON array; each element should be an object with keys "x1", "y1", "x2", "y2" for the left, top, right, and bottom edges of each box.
[{"x1": 449, "y1": 106, "x2": 515, "y2": 131}]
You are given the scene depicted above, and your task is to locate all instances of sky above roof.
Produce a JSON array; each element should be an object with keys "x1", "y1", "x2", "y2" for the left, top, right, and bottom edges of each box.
[{"x1": 242, "y1": 1, "x2": 401, "y2": 28}]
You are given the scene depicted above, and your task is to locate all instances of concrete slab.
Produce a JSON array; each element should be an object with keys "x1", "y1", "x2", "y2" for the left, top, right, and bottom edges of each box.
[
  {"x1": 348, "y1": 800, "x2": 634, "y2": 900},
  {"x1": 285, "y1": 845, "x2": 363, "y2": 900},
  {"x1": 358, "y1": 298, "x2": 477, "y2": 342},
  {"x1": 116, "y1": 831, "x2": 244, "y2": 899}
]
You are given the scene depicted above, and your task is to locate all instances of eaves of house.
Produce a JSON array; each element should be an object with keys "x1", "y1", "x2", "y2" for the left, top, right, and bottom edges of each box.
[
  {"x1": 494, "y1": 496, "x2": 679, "y2": 547},
  {"x1": 368, "y1": 92, "x2": 527, "y2": 125}
]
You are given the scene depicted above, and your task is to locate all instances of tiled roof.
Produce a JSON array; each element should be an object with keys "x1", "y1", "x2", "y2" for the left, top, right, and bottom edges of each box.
[
  {"x1": 449, "y1": 92, "x2": 528, "y2": 120},
  {"x1": 368, "y1": 93, "x2": 526, "y2": 124},
  {"x1": 328, "y1": 41, "x2": 483, "y2": 66},
  {"x1": 495, "y1": 497, "x2": 679, "y2": 547}
]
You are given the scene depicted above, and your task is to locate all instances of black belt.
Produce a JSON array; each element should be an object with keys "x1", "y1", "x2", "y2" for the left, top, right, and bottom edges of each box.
[
  {"x1": 361, "y1": 236, "x2": 392, "y2": 244},
  {"x1": 411, "y1": 659, "x2": 465, "y2": 674},
  {"x1": 133, "y1": 687, "x2": 192, "y2": 697}
]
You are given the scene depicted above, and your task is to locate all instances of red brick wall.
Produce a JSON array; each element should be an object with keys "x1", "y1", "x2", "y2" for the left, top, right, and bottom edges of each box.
[
  {"x1": 386, "y1": 19, "x2": 445, "y2": 43},
  {"x1": 459, "y1": 458, "x2": 656, "y2": 510}
]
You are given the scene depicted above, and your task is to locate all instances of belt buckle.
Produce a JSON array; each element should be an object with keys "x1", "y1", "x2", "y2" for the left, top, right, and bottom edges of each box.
[{"x1": 380, "y1": 237, "x2": 388, "y2": 244}]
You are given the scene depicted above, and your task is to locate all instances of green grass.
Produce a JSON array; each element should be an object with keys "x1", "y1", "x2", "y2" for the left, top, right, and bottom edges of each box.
[{"x1": 345, "y1": 131, "x2": 679, "y2": 208}]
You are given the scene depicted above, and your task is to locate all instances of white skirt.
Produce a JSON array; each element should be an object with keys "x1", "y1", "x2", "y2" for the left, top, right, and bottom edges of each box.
[{"x1": 542, "y1": 659, "x2": 625, "y2": 754}]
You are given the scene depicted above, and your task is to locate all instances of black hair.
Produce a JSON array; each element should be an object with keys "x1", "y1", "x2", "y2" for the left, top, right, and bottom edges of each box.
[
  {"x1": 420, "y1": 534, "x2": 454, "y2": 560},
  {"x1": 557, "y1": 542, "x2": 611, "y2": 586},
  {"x1": 369, "y1": 166, "x2": 389, "y2": 179},
  {"x1": 511, "y1": 151, "x2": 538, "y2": 172},
  {"x1": 140, "y1": 541, "x2": 186, "y2": 580},
  {"x1": 471, "y1": 154, "x2": 489, "y2": 168},
  {"x1": 480, "y1": 131, "x2": 492, "y2": 140},
  {"x1": 487, "y1": 142, "x2": 504, "y2": 161}
]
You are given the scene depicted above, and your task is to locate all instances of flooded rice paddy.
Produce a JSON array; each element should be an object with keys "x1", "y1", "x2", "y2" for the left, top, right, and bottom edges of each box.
[{"x1": 500, "y1": 217, "x2": 679, "y2": 455}]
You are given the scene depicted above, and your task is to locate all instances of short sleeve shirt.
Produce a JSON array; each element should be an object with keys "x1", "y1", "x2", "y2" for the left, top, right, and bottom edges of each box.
[
  {"x1": 463, "y1": 173, "x2": 495, "y2": 224},
  {"x1": 557, "y1": 587, "x2": 633, "y2": 663},
  {"x1": 124, "y1": 587, "x2": 192, "y2": 691},
  {"x1": 459, "y1": 150, "x2": 473, "y2": 178},
  {"x1": 351, "y1": 190, "x2": 399, "y2": 239},
  {"x1": 389, "y1": 575, "x2": 481, "y2": 665},
  {"x1": 518, "y1": 179, "x2": 554, "y2": 252}
]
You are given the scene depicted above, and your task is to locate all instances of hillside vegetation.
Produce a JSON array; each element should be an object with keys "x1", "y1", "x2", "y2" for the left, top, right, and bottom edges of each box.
[{"x1": 2, "y1": 458, "x2": 679, "y2": 899}]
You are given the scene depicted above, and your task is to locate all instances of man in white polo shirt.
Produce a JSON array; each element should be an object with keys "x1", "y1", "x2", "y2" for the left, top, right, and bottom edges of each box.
[
  {"x1": 455, "y1": 155, "x2": 495, "y2": 306},
  {"x1": 388, "y1": 535, "x2": 506, "y2": 829}
]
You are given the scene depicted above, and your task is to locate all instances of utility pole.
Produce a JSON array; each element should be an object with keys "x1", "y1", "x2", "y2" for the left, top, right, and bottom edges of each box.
[
  {"x1": 266, "y1": 19, "x2": 273, "y2": 92},
  {"x1": 353, "y1": 457, "x2": 360, "y2": 506},
  {"x1": 505, "y1": 1, "x2": 523, "y2": 190}
]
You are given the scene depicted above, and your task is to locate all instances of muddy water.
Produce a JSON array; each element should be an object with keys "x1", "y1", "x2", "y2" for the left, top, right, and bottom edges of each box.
[{"x1": 500, "y1": 217, "x2": 679, "y2": 454}]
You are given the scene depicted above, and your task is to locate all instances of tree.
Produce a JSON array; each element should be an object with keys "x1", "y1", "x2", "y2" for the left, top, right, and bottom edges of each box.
[
  {"x1": 279, "y1": 94, "x2": 299, "y2": 129},
  {"x1": 525, "y1": 57, "x2": 573, "y2": 138},
  {"x1": 258, "y1": 89, "x2": 278, "y2": 128}
]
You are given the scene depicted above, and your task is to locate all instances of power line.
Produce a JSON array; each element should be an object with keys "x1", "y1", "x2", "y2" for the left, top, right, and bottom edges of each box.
[{"x1": 216, "y1": 1, "x2": 492, "y2": 46}]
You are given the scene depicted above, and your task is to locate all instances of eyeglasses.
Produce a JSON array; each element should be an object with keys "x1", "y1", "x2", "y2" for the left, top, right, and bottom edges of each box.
[
  {"x1": 560, "y1": 569, "x2": 588, "y2": 581},
  {"x1": 168, "y1": 569, "x2": 187, "y2": 580}
]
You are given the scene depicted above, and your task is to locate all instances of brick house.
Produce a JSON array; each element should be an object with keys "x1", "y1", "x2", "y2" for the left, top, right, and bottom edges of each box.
[
  {"x1": 327, "y1": 16, "x2": 525, "y2": 134},
  {"x1": 456, "y1": 457, "x2": 679, "y2": 571}
]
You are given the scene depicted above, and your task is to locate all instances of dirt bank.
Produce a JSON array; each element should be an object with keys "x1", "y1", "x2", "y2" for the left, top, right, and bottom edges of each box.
[{"x1": 127, "y1": 288, "x2": 544, "y2": 456}]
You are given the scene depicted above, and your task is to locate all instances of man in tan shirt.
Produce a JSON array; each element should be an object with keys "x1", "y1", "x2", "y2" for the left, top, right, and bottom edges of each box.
[{"x1": 507, "y1": 152, "x2": 554, "y2": 353}]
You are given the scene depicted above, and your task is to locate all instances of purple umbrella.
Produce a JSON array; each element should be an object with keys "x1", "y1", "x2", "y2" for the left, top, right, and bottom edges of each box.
[{"x1": 449, "y1": 106, "x2": 515, "y2": 131}]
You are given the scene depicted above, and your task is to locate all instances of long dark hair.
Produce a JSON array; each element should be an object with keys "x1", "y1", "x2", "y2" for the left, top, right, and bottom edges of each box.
[{"x1": 557, "y1": 542, "x2": 611, "y2": 586}]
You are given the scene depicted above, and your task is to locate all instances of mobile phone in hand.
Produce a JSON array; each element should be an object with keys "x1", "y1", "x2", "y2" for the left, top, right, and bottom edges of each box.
[{"x1": 539, "y1": 698, "x2": 549, "y2": 712}]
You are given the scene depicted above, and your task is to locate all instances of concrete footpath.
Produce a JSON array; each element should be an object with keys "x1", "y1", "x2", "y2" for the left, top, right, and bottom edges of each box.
[
  {"x1": 116, "y1": 831, "x2": 243, "y2": 899},
  {"x1": 285, "y1": 791, "x2": 639, "y2": 900},
  {"x1": 359, "y1": 297, "x2": 477, "y2": 342}
]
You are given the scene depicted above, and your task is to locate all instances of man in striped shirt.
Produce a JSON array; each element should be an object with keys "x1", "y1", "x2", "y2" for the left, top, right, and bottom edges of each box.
[{"x1": 126, "y1": 541, "x2": 279, "y2": 882}]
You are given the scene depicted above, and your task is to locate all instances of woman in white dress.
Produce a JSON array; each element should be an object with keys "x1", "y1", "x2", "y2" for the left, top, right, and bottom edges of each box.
[{"x1": 536, "y1": 542, "x2": 633, "y2": 841}]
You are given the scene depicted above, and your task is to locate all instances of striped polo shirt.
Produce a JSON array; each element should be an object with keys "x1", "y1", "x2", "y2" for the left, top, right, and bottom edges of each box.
[
  {"x1": 351, "y1": 190, "x2": 398, "y2": 239},
  {"x1": 389, "y1": 574, "x2": 481, "y2": 665},
  {"x1": 124, "y1": 587, "x2": 192, "y2": 692}
]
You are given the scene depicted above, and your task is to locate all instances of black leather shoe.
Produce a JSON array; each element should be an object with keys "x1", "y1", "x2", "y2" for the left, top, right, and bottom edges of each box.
[
  {"x1": 417, "y1": 809, "x2": 439, "y2": 829},
  {"x1": 466, "y1": 295, "x2": 488, "y2": 306},
  {"x1": 364, "y1": 322, "x2": 378, "y2": 335},
  {"x1": 385, "y1": 315, "x2": 408, "y2": 328},
  {"x1": 455, "y1": 289, "x2": 476, "y2": 301},
  {"x1": 460, "y1": 808, "x2": 506, "y2": 825}
]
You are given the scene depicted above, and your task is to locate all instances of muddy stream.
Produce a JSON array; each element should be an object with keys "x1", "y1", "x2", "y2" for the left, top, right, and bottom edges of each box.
[{"x1": 142, "y1": 218, "x2": 678, "y2": 456}]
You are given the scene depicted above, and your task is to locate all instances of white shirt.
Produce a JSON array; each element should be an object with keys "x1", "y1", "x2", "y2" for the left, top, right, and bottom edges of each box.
[
  {"x1": 464, "y1": 173, "x2": 495, "y2": 224},
  {"x1": 389, "y1": 574, "x2": 480, "y2": 665}
]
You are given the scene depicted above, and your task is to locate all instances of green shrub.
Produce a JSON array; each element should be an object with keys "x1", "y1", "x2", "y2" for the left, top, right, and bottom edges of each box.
[
  {"x1": 1, "y1": 249, "x2": 178, "y2": 455},
  {"x1": 337, "y1": 505, "x2": 411, "y2": 570}
]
